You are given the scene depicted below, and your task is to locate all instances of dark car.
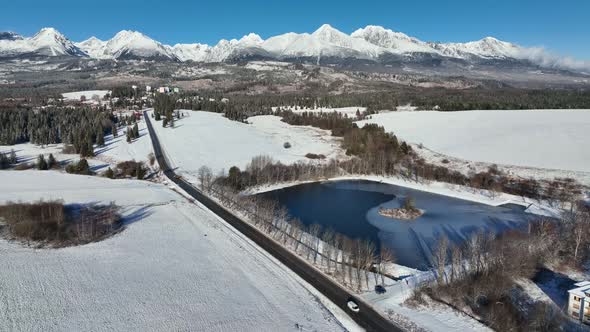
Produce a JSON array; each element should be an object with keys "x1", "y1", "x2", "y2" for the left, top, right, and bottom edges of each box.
[{"x1": 375, "y1": 285, "x2": 386, "y2": 294}]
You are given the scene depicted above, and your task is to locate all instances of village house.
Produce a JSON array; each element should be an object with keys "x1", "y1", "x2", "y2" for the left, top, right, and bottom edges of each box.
[{"x1": 568, "y1": 281, "x2": 590, "y2": 324}]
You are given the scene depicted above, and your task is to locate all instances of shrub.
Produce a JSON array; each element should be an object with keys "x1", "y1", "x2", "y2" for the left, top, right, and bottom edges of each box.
[
  {"x1": 103, "y1": 167, "x2": 115, "y2": 179},
  {"x1": 305, "y1": 153, "x2": 326, "y2": 160},
  {"x1": 115, "y1": 160, "x2": 145, "y2": 178},
  {"x1": 0, "y1": 200, "x2": 121, "y2": 247},
  {"x1": 37, "y1": 154, "x2": 48, "y2": 170},
  {"x1": 65, "y1": 159, "x2": 92, "y2": 175},
  {"x1": 402, "y1": 196, "x2": 417, "y2": 211},
  {"x1": 14, "y1": 163, "x2": 34, "y2": 171},
  {"x1": 61, "y1": 144, "x2": 77, "y2": 154},
  {"x1": 283, "y1": 142, "x2": 291, "y2": 149}
]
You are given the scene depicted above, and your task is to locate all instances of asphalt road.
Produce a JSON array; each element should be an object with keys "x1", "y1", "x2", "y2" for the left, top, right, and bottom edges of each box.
[{"x1": 143, "y1": 111, "x2": 403, "y2": 332}]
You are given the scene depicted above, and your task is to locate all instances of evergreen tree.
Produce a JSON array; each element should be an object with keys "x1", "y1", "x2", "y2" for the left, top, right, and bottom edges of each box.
[
  {"x1": 132, "y1": 123, "x2": 139, "y2": 138},
  {"x1": 77, "y1": 159, "x2": 91, "y2": 175},
  {"x1": 136, "y1": 163, "x2": 146, "y2": 180},
  {"x1": 0, "y1": 153, "x2": 9, "y2": 169},
  {"x1": 104, "y1": 167, "x2": 115, "y2": 179},
  {"x1": 9, "y1": 149, "x2": 17, "y2": 164},
  {"x1": 163, "y1": 118, "x2": 168, "y2": 127},
  {"x1": 112, "y1": 123, "x2": 118, "y2": 138},
  {"x1": 97, "y1": 129, "x2": 105, "y2": 146},
  {"x1": 37, "y1": 154, "x2": 48, "y2": 170},
  {"x1": 47, "y1": 153, "x2": 57, "y2": 169}
]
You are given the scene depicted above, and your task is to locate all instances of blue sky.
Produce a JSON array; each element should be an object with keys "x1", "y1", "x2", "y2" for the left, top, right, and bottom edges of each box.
[{"x1": 2, "y1": 0, "x2": 589, "y2": 60}]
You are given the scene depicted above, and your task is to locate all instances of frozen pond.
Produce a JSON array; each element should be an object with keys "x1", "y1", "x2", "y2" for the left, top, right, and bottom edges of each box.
[{"x1": 260, "y1": 180, "x2": 539, "y2": 270}]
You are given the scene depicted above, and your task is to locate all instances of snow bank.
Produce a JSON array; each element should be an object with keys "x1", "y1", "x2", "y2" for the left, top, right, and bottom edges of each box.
[
  {"x1": 358, "y1": 110, "x2": 590, "y2": 173},
  {"x1": 0, "y1": 171, "x2": 347, "y2": 331}
]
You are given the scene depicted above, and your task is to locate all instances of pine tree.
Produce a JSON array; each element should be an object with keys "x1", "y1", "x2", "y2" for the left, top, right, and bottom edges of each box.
[
  {"x1": 0, "y1": 153, "x2": 9, "y2": 169},
  {"x1": 37, "y1": 154, "x2": 48, "y2": 170},
  {"x1": 112, "y1": 123, "x2": 118, "y2": 138},
  {"x1": 104, "y1": 167, "x2": 114, "y2": 179},
  {"x1": 136, "y1": 163, "x2": 146, "y2": 180},
  {"x1": 97, "y1": 129, "x2": 105, "y2": 146},
  {"x1": 9, "y1": 149, "x2": 17, "y2": 164},
  {"x1": 77, "y1": 159, "x2": 91, "y2": 175},
  {"x1": 47, "y1": 153, "x2": 57, "y2": 169},
  {"x1": 133, "y1": 123, "x2": 139, "y2": 138}
]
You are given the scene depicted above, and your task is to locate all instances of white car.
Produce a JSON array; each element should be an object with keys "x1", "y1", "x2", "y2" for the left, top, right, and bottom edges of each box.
[{"x1": 347, "y1": 300, "x2": 360, "y2": 313}]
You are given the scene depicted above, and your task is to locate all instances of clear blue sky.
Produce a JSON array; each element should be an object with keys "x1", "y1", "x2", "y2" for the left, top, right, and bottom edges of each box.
[{"x1": 2, "y1": 0, "x2": 589, "y2": 60}]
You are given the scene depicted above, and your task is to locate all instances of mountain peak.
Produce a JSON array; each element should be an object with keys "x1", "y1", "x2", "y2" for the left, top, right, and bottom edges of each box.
[
  {"x1": 312, "y1": 24, "x2": 341, "y2": 36},
  {"x1": 238, "y1": 33, "x2": 263, "y2": 45}
]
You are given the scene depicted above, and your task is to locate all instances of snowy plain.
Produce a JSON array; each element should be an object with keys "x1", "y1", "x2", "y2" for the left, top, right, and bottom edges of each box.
[
  {"x1": 61, "y1": 90, "x2": 110, "y2": 101},
  {"x1": 148, "y1": 110, "x2": 344, "y2": 179},
  {"x1": 358, "y1": 109, "x2": 590, "y2": 173},
  {"x1": 0, "y1": 171, "x2": 350, "y2": 332}
]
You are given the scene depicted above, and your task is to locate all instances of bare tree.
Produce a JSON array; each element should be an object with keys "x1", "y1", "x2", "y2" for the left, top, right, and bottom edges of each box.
[
  {"x1": 363, "y1": 240, "x2": 376, "y2": 290},
  {"x1": 450, "y1": 244, "x2": 462, "y2": 282},
  {"x1": 379, "y1": 246, "x2": 395, "y2": 286},
  {"x1": 321, "y1": 228, "x2": 335, "y2": 270},
  {"x1": 197, "y1": 165, "x2": 213, "y2": 192},
  {"x1": 309, "y1": 223, "x2": 322, "y2": 263},
  {"x1": 434, "y1": 236, "x2": 449, "y2": 284}
]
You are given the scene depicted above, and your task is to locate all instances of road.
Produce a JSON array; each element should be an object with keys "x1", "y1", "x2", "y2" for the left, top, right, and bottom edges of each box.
[{"x1": 143, "y1": 111, "x2": 404, "y2": 332}]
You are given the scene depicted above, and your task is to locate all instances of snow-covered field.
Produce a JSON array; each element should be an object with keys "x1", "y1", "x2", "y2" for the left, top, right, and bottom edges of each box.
[
  {"x1": 0, "y1": 171, "x2": 349, "y2": 331},
  {"x1": 149, "y1": 110, "x2": 344, "y2": 179},
  {"x1": 62, "y1": 90, "x2": 110, "y2": 101},
  {"x1": 359, "y1": 110, "x2": 590, "y2": 173},
  {"x1": 0, "y1": 118, "x2": 152, "y2": 173}
]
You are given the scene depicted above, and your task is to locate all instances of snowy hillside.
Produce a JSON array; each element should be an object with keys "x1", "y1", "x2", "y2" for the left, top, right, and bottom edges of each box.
[
  {"x1": 0, "y1": 27, "x2": 85, "y2": 57},
  {"x1": 148, "y1": 111, "x2": 343, "y2": 180},
  {"x1": 77, "y1": 30, "x2": 177, "y2": 60},
  {"x1": 359, "y1": 110, "x2": 590, "y2": 173},
  {"x1": 351, "y1": 25, "x2": 437, "y2": 54},
  {"x1": 0, "y1": 171, "x2": 348, "y2": 331}
]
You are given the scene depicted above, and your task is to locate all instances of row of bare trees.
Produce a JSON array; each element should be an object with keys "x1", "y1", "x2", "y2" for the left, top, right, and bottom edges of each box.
[{"x1": 195, "y1": 171, "x2": 396, "y2": 292}]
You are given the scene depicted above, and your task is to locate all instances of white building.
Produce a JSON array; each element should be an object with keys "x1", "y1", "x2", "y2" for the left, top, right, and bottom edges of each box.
[
  {"x1": 146, "y1": 86, "x2": 152, "y2": 92},
  {"x1": 568, "y1": 281, "x2": 590, "y2": 324},
  {"x1": 173, "y1": 87, "x2": 180, "y2": 93},
  {"x1": 158, "y1": 87, "x2": 170, "y2": 94}
]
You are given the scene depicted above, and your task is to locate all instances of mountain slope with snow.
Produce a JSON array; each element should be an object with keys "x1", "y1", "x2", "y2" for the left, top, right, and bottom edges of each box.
[
  {"x1": 0, "y1": 25, "x2": 586, "y2": 72},
  {"x1": 0, "y1": 28, "x2": 85, "y2": 57}
]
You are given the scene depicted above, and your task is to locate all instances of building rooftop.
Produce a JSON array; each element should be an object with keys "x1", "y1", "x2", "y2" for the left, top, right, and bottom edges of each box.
[{"x1": 569, "y1": 281, "x2": 590, "y2": 297}]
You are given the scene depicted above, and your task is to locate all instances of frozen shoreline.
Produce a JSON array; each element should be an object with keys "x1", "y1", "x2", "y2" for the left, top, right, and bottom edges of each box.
[{"x1": 243, "y1": 174, "x2": 561, "y2": 218}]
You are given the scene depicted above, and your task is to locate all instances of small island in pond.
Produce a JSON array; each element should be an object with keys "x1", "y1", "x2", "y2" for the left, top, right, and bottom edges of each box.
[{"x1": 379, "y1": 196, "x2": 424, "y2": 221}]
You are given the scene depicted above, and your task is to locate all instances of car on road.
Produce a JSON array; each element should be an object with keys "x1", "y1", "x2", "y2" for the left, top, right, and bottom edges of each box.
[
  {"x1": 375, "y1": 285, "x2": 387, "y2": 294},
  {"x1": 347, "y1": 299, "x2": 360, "y2": 313}
]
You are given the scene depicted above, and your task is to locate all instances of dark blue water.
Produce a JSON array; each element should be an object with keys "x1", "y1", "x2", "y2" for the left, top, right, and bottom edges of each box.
[{"x1": 259, "y1": 180, "x2": 538, "y2": 270}]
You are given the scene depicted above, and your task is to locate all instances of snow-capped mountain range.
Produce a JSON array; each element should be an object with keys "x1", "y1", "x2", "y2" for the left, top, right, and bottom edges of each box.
[{"x1": 0, "y1": 25, "x2": 585, "y2": 72}]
